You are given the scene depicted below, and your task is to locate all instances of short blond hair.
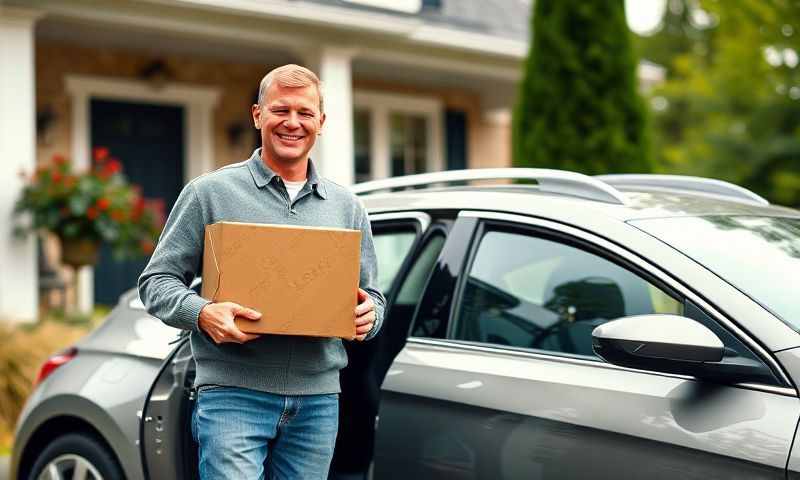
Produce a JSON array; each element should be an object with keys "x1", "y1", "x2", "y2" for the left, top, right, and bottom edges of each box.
[{"x1": 257, "y1": 64, "x2": 324, "y2": 112}]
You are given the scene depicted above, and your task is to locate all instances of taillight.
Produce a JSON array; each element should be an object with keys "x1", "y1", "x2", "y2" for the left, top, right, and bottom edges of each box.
[{"x1": 34, "y1": 347, "x2": 78, "y2": 386}]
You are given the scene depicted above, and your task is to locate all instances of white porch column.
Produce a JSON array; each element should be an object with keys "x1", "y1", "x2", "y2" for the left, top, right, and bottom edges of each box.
[
  {"x1": 0, "y1": 7, "x2": 43, "y2": 322},
  {"x1": 68, "y1": 87, "x2": 94, "y2": 314},
  {"x1": 303, "y1": 47, "x2": 356, "y2": 186}
]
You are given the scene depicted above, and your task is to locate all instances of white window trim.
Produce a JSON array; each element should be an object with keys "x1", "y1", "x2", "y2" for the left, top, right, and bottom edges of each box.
[
  {"x1": 353, "y1": 90, "x2": 444, "y2": 180},
  {"x1": 64, "y1": 74, "x2": 220, "y2": 312}
]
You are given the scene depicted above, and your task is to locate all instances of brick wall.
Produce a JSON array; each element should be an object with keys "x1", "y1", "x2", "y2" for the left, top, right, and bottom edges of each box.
[{"x1": 36, "y1": 41, "x2": 269, "y2": 172}]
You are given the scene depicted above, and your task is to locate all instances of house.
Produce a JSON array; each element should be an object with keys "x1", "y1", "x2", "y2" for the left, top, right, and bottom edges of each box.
[{"x1": 0, "y1": 0, "x2": 530, "y2": 320}]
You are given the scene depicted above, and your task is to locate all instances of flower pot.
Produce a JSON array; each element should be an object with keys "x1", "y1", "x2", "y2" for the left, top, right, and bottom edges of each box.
[{"x1": 60, "y1": 238, "x2": 100, "y2": 268}]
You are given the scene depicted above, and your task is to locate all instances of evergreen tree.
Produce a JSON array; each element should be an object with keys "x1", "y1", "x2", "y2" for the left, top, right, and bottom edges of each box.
[{"x1": 513, "y1": 0, "x2": 652, "y2": 174}]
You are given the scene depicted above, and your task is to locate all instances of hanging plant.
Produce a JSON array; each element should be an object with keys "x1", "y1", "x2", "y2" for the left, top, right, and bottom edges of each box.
[{"x1": 14, "y1": 148, "x2": 163, "y2": 267}]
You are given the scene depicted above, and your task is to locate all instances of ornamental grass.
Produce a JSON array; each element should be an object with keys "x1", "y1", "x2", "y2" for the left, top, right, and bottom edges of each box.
[{"x1": 0, "y1": 320, "x2": 91, "y2": 455}]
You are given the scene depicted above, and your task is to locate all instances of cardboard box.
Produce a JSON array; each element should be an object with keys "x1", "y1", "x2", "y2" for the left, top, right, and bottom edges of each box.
[{"x1": 201, "y1": 221, "x2": 360, "y2": 338}]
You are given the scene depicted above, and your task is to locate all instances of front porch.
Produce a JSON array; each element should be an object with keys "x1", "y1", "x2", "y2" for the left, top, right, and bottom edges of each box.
[{"x1": 1, "y1": 0, "x2": 522, "y2": 319}]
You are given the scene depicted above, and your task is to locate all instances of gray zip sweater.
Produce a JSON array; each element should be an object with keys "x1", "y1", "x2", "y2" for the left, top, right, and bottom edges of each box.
[{"x1": 138, "y1": 149, "x2": 385, "y2": 395}]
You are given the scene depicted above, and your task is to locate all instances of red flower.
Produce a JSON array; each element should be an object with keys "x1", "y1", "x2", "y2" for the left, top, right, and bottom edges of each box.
[
  {"x1": 96, "y1": 198, "x2": 110, "y2": 210},
  {"x1": 52, "y1": 172, "x2": 63, "y2": 183},
  {"x1": 131, "y1": 196, "x2": 145, "y2": 220},
  {"x1": 93, "y1": 147, "x2": 109, "y2": 163},
  {"x1": 86, "y1": 206, "x2": 99, "y2": 220},
  {"x1": 110, "y1": 209, "x2": 125, "y2": 222},
  {"x1": 52, "y1": 154, "x2": 67, "y2": 166},
  {"x1": 105, "y1": 159, "x2": 122, "y2": 175}
]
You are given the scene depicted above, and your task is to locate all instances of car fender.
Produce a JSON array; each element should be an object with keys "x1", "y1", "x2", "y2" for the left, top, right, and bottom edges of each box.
[
  {"x1": 13, "y1": 351, "x2": 163, "y2": 480},
  {"x1": 12, "y1": 394, "x2": 144, "y2": 480}
]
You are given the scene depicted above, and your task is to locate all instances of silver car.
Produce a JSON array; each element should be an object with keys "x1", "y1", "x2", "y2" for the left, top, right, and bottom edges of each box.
[{"x1": 12, "y1": 169, "x2": 800, "y2": 480}]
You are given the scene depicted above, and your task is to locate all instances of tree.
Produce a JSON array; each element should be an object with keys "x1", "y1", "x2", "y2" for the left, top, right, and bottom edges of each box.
[
  {"x1": 512, "y1": 0, "x2": 652, "y2": 174},
  {"x1": 639, "y1": 0, "x2": 800, "y2": 205}
]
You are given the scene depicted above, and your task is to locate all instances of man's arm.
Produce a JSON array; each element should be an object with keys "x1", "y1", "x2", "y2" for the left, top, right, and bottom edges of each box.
[
  {"x1": 355, "y1": 204, "x2": 386, "y2": 341},
  {"x1": 138, "y1": 182, "x2": 209, "y2": 331}
]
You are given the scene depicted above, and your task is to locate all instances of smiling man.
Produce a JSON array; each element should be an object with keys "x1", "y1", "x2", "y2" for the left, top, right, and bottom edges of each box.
[{"x1": 138, "y1": 64, "x2": 385, "y2": 479}]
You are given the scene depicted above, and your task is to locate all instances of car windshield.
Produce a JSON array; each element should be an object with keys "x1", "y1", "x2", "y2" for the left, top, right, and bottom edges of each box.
[{"x1": 631, "y1": 215, "x2": 800, "y2": 331}]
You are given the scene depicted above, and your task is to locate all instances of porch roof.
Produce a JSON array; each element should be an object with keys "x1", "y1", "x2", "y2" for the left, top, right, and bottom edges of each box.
[
  {"x1": 158, "y1": 0, "x2": 530, "y2": 59},
  {"x1": 307, "y1": 0, "x2": 530, "y2": 42}
]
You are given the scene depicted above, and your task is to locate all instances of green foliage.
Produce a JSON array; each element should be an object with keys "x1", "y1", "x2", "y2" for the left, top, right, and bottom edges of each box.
[
  {"x1": 513, "y1": 0, "x2": 652, "y2": 174},
  {"x1": 639, "y1": 0, "x2": 800, "y2": 206},
  {"x1": 14, "y1": 149, "x2": 163, "y2": 260}
]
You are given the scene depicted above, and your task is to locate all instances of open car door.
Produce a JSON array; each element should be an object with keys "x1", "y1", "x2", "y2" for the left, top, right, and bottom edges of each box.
[{"x1": 139, "y1": 335, "x2": 197, "y2": 480}]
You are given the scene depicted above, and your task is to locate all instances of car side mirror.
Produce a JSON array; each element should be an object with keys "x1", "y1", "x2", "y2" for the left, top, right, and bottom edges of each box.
[{"x1": 592, "y1": 314, "x2": 725, "y2": 377}]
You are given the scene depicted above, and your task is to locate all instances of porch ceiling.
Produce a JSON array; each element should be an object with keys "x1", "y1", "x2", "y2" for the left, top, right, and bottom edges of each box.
[{"x1": 36, "y1": 16, "x2": 299, "y2": 66}]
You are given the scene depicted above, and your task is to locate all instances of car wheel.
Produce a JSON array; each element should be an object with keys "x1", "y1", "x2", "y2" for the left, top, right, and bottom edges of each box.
[{"x1": 28, "y1": 433, "x2": 124, "y2": 480}]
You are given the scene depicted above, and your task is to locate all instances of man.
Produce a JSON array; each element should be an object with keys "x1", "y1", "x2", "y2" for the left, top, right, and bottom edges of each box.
[{"x1": 138, "y1": 64, "x2": 385, "y2": 479}]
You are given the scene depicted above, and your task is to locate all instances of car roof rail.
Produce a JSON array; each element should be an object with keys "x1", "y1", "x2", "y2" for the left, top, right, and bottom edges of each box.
[
  {"x1": 595, "y1": 174, "x2": 769, "y2": 206},
  {"x1": 351, "y1": 168, "x2": 628, "y2": 205}
]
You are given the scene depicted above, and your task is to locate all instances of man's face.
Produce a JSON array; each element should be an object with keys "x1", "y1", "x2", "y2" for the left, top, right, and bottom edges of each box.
[{"x1": 252, "y1": 83, "x2": 325, "y2": 166}]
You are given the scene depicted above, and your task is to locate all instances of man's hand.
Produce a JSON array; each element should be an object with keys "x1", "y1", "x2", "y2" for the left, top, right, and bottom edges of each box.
[
  {"x1": 353, "y1": 288, "x2": 376, "y2": 341},
  {"x1": 198, "y1": 302, "x2": 262, "y2": 344}
]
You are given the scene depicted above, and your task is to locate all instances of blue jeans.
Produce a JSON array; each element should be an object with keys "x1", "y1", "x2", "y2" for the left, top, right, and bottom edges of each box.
[{"x1": 192, "y1": 386, "x2": 339, "y2": 479}]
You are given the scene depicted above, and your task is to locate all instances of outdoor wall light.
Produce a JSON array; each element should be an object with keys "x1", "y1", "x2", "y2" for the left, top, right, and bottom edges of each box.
[{"x1": 138, "y1": 59, "x2": 174, "y2": 90}]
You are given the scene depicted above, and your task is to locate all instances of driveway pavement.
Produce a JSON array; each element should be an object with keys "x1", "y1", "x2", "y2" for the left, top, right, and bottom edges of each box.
[{"x1": 0, "y1": 455, "x2": 8, "y2": 480}]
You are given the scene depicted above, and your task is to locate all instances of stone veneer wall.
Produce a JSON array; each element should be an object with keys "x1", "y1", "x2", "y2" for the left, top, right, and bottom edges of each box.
[{"x1": 35, "y1": 41, "x2": 270, "y2": 174}]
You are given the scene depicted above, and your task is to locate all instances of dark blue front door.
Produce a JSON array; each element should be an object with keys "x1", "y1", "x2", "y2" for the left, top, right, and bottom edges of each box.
[
  {"x1": 91, "y1": 99, "x2": 184, "y2": 305},
  {"x1": 445, "y1": 109, "x2": 467, "y2": 170}
]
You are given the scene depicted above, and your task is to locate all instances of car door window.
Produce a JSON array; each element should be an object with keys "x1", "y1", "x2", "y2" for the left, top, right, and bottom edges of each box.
[
  {"x1": 372, "y1": 226, "x2": 418, "y2": 293},
  {"x1": 394, "y1": 234, "x2": 446, "y2": 308},
  {"x1": 374, "y1": 230, "x2": 447, "y2": 381},
  {"x1": 453, "y1": 229, "x2": 682, "y2": 357}
]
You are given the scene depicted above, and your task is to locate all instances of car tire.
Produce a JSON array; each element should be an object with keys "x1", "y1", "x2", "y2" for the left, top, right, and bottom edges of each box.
[{"x1": 27, "y1": 433, "x2": 124, "y2": 480}]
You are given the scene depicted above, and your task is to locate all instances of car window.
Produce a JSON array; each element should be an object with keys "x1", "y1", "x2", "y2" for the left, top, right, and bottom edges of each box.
[
  {"x1": 453, "y1": 229, "x2": 683, "y2": 357},
  {"x1": 396, "y1": 234, "x2": 446, "y2": 307},
  {"x1": 373, "y1": 227, "x2": 418, "y2": 293},
  {"x1": 386, "y1": 233, "x2": 446, "y2": 339},
  {"x1": 373, "y1": 230, "x2": 448, "y2": 382}
]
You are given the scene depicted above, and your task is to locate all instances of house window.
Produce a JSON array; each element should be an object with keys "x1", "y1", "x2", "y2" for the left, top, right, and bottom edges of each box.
[
  {"x1": 353, "y1": 91, "x2": 444, "y2": 181},
  {"x1": 390, "y1": 113, "x2": 427, "y2": 176},
  {"x1": 354, "y1": 109, "x2": 372, "y2": 183}
]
